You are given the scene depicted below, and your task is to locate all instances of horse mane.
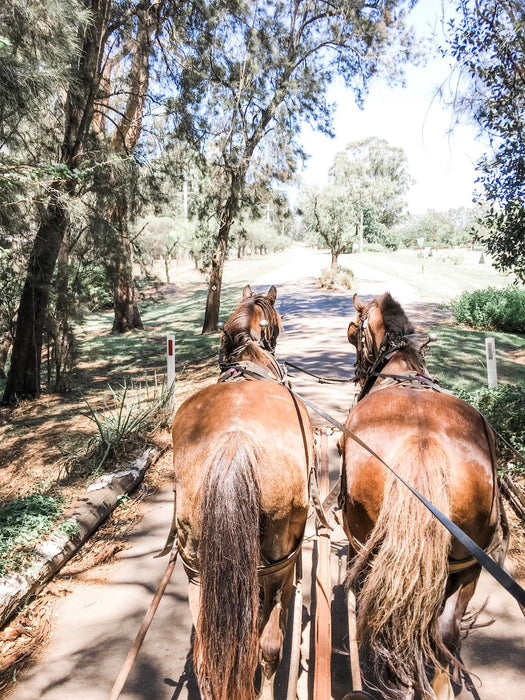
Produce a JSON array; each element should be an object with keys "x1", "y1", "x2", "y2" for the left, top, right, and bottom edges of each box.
[
  {"x1": 222, "y1": 293, "x2": 281, "y2": 361},
  {"x1": 376, "y1": 293, "x2": 423, "y2": 370},
  {"x1": 377, "y1": 292, "x2": 415, "y2": 338}
]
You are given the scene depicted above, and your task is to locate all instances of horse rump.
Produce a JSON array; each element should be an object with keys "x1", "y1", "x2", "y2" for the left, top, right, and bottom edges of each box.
[{"x1": 347, "y1": 435, "x2": 455, "y2": 699}]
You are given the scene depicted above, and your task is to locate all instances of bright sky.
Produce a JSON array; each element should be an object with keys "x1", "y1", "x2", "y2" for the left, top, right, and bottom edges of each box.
[{"x1": 298, "y1": 0, "x2": 486, "y2": 215}]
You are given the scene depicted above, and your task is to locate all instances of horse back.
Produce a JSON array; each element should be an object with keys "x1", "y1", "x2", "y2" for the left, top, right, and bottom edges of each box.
[
  {"x1": 172, "y1": 380, "x2": 312, "y2": 565},
  {"x1": 342, "y1": 386, "x2": 498, "y2": 557}
]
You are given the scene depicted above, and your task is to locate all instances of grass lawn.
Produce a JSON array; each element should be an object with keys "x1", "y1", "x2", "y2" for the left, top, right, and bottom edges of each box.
[
  {"x1": 342, "y1": 248, "x2": 517, "y2": 302},
  {"x1": 426, "y1": 327, "x2": 524, "y2": 392}
]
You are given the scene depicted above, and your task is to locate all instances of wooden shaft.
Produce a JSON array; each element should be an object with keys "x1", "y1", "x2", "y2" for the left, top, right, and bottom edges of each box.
[
  {"x1": 347, "y1": 585, "x2": 362, "y2": 691},
  {"x1": 313, "y1": 429, "x2": 332, "y2": 700},
  {"x1": 286, "y1": 553, "x2": 303, "y2": 700},
  {"x1": 108, "y1": 550, "x2": 177, "y2": 700}
]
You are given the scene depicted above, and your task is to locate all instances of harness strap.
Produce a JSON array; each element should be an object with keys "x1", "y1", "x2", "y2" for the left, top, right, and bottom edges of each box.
[
  {"x1": 291, "y1": 389, "x2": 525, "y2": 609},
  {"x1": 178, "y1": 537, "x2": 303, "y2": 585},
  {"x1": 219, "y1": 359, "x2": 285, "y2": 383}
]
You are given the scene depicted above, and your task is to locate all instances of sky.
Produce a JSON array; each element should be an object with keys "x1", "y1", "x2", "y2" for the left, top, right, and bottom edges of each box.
[{"x1": 297, "y1": 0, "x2": 486, "y2": 215}]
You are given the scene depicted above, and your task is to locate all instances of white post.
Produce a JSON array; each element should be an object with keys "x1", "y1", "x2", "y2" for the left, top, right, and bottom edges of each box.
[
  {"x1": 166, "y1": 333, "x2": 176, "y2": 405},
  {"x1": 485, "y1": 337, "x2": 498, "y2": 389}
]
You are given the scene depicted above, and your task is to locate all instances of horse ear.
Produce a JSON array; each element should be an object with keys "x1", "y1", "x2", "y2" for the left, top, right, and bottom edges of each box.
[
  {"x1": 242, "y1": 285, "x2": 252, "y2": 299},
  {"x1": 353, "y1": 293, "x2": 365, "y2": 312},
  {"x1": 267, "y1": 285, "x2": 277, "y2": 304}
]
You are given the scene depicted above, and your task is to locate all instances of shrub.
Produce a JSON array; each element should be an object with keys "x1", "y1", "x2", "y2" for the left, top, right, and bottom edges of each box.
[
  {"x1": 319, "y1": 265, "x2": 354, "y2": 290},
  {"x1": 451, "y1": 285, "x2": 525, "y2": 332},
  {"x1": 454, "y1": 384, "x2": 525, "y2": 476}
]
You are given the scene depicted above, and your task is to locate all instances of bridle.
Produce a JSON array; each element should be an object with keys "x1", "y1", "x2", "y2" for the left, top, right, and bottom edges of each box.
[
  {"x1": 219, "y1": 302, "x2": 282, "y2": 374},
  {"x1": 354, "y1": 311, "x2": 416, "y2": 399}
]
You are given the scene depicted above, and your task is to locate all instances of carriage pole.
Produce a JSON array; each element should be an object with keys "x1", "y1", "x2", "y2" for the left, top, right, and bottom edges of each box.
[
  {"x1": 347, "y1": 586, "x2": 363, "y2": 692},
  {"x1": 286, "y1": 551, "x2": 303, "y2": 700},
  {"x1": 313, "y1": 427, "x2": 332, "y2": 700}
]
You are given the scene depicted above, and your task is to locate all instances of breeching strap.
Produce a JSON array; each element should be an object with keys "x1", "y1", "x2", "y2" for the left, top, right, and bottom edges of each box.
[{"x1": 292, "y1": 390, "x2": 525, "y2": 610}]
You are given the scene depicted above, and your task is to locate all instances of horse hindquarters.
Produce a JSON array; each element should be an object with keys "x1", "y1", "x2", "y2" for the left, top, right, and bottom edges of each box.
[
  {"x1": 194, "y1": 431, "x2": 261, "y2": 700},
  {"x1": 346, "y1": 436, "x2": 454, "y2": 699}
]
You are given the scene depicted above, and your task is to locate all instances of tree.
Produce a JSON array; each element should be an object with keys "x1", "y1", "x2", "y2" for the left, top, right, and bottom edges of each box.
[
  {"x1": 2, "y1": 0, "x2": 111, "y2": 404},
  {"x1": 93, "y1": 0, "x2": 162, "y2": 333},
  {"x1": 445, "y1": 0, "x2": 525, "y2": 282},
  {"x1": 301, "y1": 185, "x2": 357, "y2": 267},
  {"x1": 329, "y1": 136, "x2": 412, "y2": 238},
  {"x1": 179, "y1": 1, "x2": 417, "y2": 333}
]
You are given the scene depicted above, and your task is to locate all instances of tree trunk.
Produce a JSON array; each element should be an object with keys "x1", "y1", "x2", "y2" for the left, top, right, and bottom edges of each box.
[
  {"x1": 331, "y1": 250, "x2": 339, "y2": 269},
  {"x1": 107, "y1": 1, "x2": 158, "y2": 333},
  {"x1": 201, "y1": 186, "x2": 238, "y2": 334},
  {"x1": 2, "y1": 200, "x2": 68, "y2": 402}
]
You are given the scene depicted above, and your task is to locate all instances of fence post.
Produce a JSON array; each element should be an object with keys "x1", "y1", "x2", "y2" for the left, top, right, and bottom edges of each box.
[
  {"x1": 485, "y1": 337, "x2": 497, "y2": 389},
  {"x1": 166, "y1": 333, "x2": 176, "y2": 406}
]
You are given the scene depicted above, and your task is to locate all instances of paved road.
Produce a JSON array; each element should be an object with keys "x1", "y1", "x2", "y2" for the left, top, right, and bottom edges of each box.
[{"x1": 7, "y1": 248, "x2": 524, "y2": 700}]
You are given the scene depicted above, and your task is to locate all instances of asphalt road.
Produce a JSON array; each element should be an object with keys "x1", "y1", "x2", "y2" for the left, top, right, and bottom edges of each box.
[{"x1": 7, "y1": 247, "x2": 524, "y2": 700}]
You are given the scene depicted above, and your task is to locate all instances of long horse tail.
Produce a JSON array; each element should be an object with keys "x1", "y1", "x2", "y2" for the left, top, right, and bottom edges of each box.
[
  {"x1": 348, "y1": 435, "x2": 454, "y2": 699},
  {"x1": 194, "y1": 430, "x2": 261, "y2": 700}
]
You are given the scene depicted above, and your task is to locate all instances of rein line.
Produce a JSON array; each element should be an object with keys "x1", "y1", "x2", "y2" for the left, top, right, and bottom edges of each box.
[{"x1": 283, "y1": 359, "x2": 354, "y2": 384}]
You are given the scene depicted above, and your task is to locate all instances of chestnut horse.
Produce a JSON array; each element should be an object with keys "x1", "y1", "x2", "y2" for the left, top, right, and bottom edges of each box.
[
  {"x1": 172, "y1": 285, "x2": 312, "y2": 700},
  {"x1": 339, "y1": 293, "x2": 503, "y2": 700}
]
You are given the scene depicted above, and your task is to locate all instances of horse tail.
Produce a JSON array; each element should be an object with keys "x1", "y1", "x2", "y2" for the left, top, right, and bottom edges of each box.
[
  {"x1": 348, "y1": 435, "x2": 454, "y2": 699},
  {"x1": 194, "y1": 431, "x2": 261, "y2": 700}
]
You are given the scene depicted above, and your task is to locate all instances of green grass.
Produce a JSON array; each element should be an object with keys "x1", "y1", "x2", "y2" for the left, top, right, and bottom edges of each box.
[
  {"x1": 425, "y1": 327, "x2": 524, "y2": 393},
  {"x1": 0, "y1": 493, "x2": 65, "y2": 576},
  {"x1": 341, "y1": 249, "x2": 516, "y2": 301}
]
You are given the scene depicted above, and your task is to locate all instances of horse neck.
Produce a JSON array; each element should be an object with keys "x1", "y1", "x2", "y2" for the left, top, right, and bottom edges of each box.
[
  {"x1": 381, "y1": 348, "x2": 425, "y2": 376},
  {"x1": 359, "y1": 344, "x2": 427, "y2": 398},
  {"x1": 238, "y1": 343, "x2": 280, "y2": 375}
]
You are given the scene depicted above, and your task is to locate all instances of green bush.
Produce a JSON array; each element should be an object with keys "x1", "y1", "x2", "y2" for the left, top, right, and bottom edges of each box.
[
  {"x1": 454, "y1": 384, "x2": 525, "y2": 476},
  {"x1": 319, "y1": 265, "x2": 354, "y2": 289},
  {"x1": 451, "y1": 285, "x2": 525, "y2": 332}
]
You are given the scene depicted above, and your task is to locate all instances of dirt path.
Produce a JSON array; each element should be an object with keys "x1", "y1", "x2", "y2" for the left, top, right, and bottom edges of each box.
[{"x1": 5, "y1": 247, "x2": 524, "y2": 700}]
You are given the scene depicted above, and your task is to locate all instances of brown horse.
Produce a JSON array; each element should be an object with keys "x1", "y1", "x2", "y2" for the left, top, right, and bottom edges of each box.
[
  {"x1": 172, "y1": 285, "x2": 313, "y2": 700},
  {"x1": 339, "y1": 292, "x2": 504, "y2": 700}
]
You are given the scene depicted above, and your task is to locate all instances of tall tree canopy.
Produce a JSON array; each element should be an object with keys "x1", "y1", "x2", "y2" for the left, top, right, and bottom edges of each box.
[
  {"x1": 179, "y1": 0, "x2": 417, "y2": 332},
  {"x1": 329, "y1": 136, "x2": 412, "y2": 228},
  {"x1": 446, "y1": 0, "x2": 525, "y2": 282}
]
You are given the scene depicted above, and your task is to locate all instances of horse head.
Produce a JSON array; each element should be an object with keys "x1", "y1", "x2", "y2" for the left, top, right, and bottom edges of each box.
[
  {"x1": 347, "y1": 292, "x2": 419, "y2": 381},
  {"x1": 220, "y1": 284, "x2": 283, "y2": 367}
]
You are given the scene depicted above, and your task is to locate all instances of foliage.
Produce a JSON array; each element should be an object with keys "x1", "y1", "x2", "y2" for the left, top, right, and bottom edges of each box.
[
  {"x1": 393, "y1": 208, "x2": 475, "y2": 248},
  {"x1": 179, "y1": 0, "x2": 418, "y2": 331},
  {"x1": 329, "y1": 137, "x2": 412, "y2": 233},
  {"x1": 451, "y1": 286, "x2": 525, "y2": 333},
  {"x1": 319, "y1": 265, "x2": 355, "y2": 290},
  {"x1": 445, "y1": 0, "x2": 525, "y2": 282},
  {"x1": 0, "y1": 493, "x2": 64, "y2": 576},
  {"x1": 300, "y1": 185, "x2": 357, "y2": 265},
  {"x1": 453, "y1": 385, "x2": 525, "y2": 476}
]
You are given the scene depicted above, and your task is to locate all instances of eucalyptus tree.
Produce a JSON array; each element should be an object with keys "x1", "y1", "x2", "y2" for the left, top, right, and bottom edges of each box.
[
  {"x1": 179, "y1": 0, "x2": 418, "y2": 333},
  {"x1": 301, "y1": 185, "x2": 357, "y2": 267},
  {"x1": 329, "y1": 136, "x2": 412, "y2": 242},
  {"x1": 445, "y1": 0, "x2": 525, "y2": 281},
  {"x1": 2, "y1": 0, "x2": 111, "y2": 403}
]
